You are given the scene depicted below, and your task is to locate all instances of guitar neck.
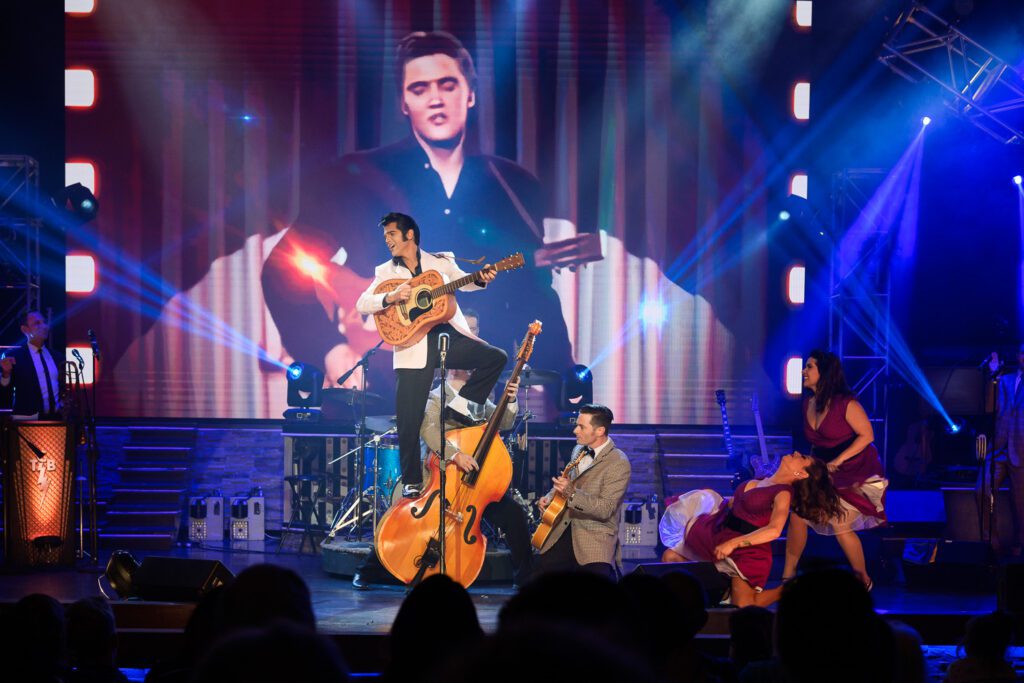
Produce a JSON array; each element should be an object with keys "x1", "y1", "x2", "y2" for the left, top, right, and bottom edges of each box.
[
  {"x1": 470, "y1": 335, "x2": 531, "y2": 462},
  {"x1": 431, "y1": 270, "x2": 485, "y2": 297},
  {"x1": 719, "y1": 406, "x2": 736, "y2": 459},
  {"x1": 753, "y1": 408, "x2": 768, "y2": 458}
]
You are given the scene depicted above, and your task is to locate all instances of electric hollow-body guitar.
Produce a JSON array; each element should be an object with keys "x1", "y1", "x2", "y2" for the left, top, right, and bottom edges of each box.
[
  {"x1": 531, "y1": 447, "x2": 593, "y2": 550},
  {"x1": 372, "y1": 253, "x2": 525, "y2": 347}
]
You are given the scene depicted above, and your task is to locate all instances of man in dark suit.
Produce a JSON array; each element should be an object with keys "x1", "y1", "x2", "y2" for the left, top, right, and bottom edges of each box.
[
  {"x1": 979, "y1": 343, "x2": 1024, "y2": 553},
  {"x1": 0, "y1": 311, "x2": 63, "y2": 419}
]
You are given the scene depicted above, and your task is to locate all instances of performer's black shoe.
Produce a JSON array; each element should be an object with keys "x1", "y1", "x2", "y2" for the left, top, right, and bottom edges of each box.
[
  {"x1": 444, "y1": 406, "x2": 485, "y2": 428},
  {"x1": 402, "y1": 483, "x2": 423, "y2": 498}
]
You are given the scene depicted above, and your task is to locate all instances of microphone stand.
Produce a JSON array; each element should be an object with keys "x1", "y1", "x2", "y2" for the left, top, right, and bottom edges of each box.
[
  {"x1": 437, "y1": 335, "x2": 448, "y2": 575},
  {"x1": 86, "y1": 342, "x2": 100, "y2": 565},
  {"x1": 336, "y1": 340, "x2": 384, "y2": 540}
]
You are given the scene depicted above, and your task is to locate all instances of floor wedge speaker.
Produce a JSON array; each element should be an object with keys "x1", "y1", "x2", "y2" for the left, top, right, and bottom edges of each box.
[{"x1": 133, "y1": 557, "x2": 235, "y2": 602}]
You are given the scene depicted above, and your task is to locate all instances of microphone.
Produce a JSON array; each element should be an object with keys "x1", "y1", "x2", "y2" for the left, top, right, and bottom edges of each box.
[
  {"x1": 72, "y1": 349, "x2": 85, "y2": 370},
  {"x1": 87, "y1": 329, "x2": 102, "y2": 361},
  {"x1": 438, "y1": 333, "x2": 450, "y2": 355}
]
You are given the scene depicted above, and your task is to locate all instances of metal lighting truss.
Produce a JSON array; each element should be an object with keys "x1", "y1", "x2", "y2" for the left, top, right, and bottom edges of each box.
[
  {"x1": 829, "y1": 169, "x2": 891, "y2": 464},
  {"x1": 879, "y1": 1, "x2": 1024, "y2": 145},
  {"x1": 0, "y1": 155, "x2": 42, "y2": 342}
]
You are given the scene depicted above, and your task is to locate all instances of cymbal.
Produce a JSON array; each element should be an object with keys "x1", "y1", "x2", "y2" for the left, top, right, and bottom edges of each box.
[
  {"x1": 500, "y1": 367, "x2": 563, "y2": 387},
  {"x1": 323, "y1": 387, "x2": 384, "y2": 404},
  {"x1": 365, "y1": 414, "x2": 397, "y2": 433}
]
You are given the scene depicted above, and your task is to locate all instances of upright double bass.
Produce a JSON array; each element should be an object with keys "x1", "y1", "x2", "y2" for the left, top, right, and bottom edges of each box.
[{"x1": 374, "y1": 321, "x2": 542, "y2": 587}]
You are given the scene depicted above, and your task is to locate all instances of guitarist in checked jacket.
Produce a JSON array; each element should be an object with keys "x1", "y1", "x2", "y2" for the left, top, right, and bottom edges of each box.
[
  {"x1": 356, "y1": 212, "x2": 507, "y2": 499},
  {"x1": 536, "y1": 404, "x2": 632, "y2": 580}
]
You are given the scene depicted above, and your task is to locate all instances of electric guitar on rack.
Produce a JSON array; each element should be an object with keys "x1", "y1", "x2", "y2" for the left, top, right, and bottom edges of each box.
[
  {"x1": 372, "y1": 252, "x2": 525, "y2": 347},
  {"x1": 717, "y1": 390, "x2": 750, "y2": 490},
  {"x1": 749, "y1": 393, "x2": 780, "y2": 479}
]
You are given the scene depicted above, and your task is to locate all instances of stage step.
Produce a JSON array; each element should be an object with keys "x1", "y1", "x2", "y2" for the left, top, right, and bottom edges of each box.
[
  {"x1": 121, "y1": 445, "x2": 194, "y2": 462},
  {"x1": 126, "y1": 426, "x2": 200, "y2": 446},
  {"x1": 100, "y1": 428, "x2": 197, "y2": 551},
  {"x1": 105, "y1": 509, "x2": 181, "y2": 528},
  {"x1": 662, "y1": 453, "x2": 730, "y2": 472},
  {"x1": 99, "y1": 531, "x2": 178, "y2": 551},
  {"x1": 112, "y1": 488, "x2": 185, "y2": 506},
  {"x1": 116, "y1": 465, "x2": 190, "y2": 484}
]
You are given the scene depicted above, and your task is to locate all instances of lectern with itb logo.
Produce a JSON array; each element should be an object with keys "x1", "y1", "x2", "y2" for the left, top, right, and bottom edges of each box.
[{"x1": 2, "y1": 420, "x2": 77, "y2": 568}]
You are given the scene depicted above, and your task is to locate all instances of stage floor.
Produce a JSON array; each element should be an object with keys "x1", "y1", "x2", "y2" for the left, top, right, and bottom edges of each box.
[
  {"x1": 0, "y1": 541, "x2": 1010, "y2": 679},
  {"x1": 0, "y1": 541, "x2": 997, "y2": 637}
]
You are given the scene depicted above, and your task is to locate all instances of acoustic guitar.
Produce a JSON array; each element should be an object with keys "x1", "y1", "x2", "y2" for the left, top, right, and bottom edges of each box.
[
  {"x1": 372, "y1": 252, "x2": 525, "y2": 347},
  {"x1": 530, "y1": 446, "x2": 594, "y2": 550}
]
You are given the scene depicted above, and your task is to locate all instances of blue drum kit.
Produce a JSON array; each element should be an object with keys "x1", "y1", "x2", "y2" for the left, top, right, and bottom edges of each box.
[{"x1": 326, "y1": 416, "x2": 401, "y2": 539}]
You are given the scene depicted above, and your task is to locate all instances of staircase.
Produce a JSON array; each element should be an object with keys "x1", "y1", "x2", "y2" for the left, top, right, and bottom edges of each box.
[
  {"x1": 656, "y1": 428, "x2": 793, "y2": 499},
  {"x1": 100, "y1": 427, "x2": 196, "y2": 550}
]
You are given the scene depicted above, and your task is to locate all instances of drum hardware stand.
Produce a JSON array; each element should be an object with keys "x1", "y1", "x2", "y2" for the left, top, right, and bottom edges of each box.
[
  {"x1": 505, "y1": 371, "x2": 534, "y2": 509},
  {"x1": 326, "y1": 427, "x2": 396, "y2": 538},
  {"x1": 332, "y1": 340, "x2": 384, "y2": 541}
]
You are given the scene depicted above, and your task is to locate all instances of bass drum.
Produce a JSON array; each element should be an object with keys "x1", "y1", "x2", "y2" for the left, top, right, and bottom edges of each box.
[{"x1": 388, "y1": 454, "x2": 436, "y2": 507}]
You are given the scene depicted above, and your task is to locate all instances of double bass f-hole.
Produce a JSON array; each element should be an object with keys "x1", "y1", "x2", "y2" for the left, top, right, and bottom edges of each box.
[
  {"x1": 462, "y1": 505, "x2": 479, "y2": 545},
  {"x1": 411, "y1": 489, "x2": 443, "y2": 519}
]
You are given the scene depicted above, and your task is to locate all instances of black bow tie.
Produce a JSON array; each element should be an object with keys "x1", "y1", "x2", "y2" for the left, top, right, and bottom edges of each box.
[{"x1": 580, "y1": 446, "x2": 595, "y2": 457}]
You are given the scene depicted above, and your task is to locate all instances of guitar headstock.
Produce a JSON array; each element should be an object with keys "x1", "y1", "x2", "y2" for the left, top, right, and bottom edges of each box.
[
  {"x1": 715, "y1": 390, "x2": 726, "y2": 407},
  {"x1": 495, "y1": 252, "x2": 526, "y2": 272},
  {"x1": 517, "y1": 320, "x2": 543, "y2": 361}
]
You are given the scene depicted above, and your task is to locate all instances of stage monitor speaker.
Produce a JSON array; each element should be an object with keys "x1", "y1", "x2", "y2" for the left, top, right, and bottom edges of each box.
[
  {"x1": 133, "y1": 557, "x2": 235, "y2": 602},
  {"x1": 619, "y1": 496, "x2": 660, "y2": 560},
  {"x1": 631, "y1": 561, "x2": 729, "y2": 606},
  {"x1": 998, "y1": 563, "x2": 1024, "y2": 614},
  {"x1": 902, "y1": 539, "x2": 995, "y2": 591}
]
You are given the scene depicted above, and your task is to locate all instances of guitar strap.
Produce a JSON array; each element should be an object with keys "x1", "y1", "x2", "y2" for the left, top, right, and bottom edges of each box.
[{"x1": 488, "y1": 159, "x2": 545, "y2": 243}]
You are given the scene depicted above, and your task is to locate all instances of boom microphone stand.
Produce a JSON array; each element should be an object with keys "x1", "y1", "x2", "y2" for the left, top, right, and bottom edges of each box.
[
  {"x1": 336, "y1": 339, "x2": 384, "y2": 539},
  {"x1": 85, "y1": 331, "x2": 102, "y2": 565}
]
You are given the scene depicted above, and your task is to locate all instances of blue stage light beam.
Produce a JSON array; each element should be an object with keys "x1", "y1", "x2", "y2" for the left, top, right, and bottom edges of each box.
[{"x1": 4, "y1": 189, "x2": 289, "y2": 371}]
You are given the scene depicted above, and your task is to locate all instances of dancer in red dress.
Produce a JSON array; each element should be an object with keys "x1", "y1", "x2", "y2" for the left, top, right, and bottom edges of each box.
[
  {"x1": 659, "y1": 453, "x2": 840, "y2": 607},
  {"x1": 782, "y1": 350, "x2": 889, "y2": 589}
]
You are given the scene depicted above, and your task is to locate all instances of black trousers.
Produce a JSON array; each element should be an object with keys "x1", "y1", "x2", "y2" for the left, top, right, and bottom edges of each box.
[
  {"x1": 395, "y1": 324, "x2": 507, "y2": 486},
  {"x1": 976, "y1": 454, "x2": 1024, "y2": 548},
  {"x1": 483, "y1": 494, "x2": 534, "y2": 582},
  {"x1": 538, "y1": 524, "x2": 615, "y2": 581}
]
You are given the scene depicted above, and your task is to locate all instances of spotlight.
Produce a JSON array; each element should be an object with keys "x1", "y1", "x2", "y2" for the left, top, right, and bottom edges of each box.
[
  {"x1": 945, "y1": 418, "x2": 965, "y2": 435},
  {"x1": 560, "y1": 364, "x2": 594, "y2": 412},
  {"x1": 60, "y1": 182, "x2": 99, "y2": 225},
  {"x1": 1014, "y1": 175, "x2": 1022, "y2": 186},
  {"x1": 921, "y1": 116, "x2": 932, "y2": 127},
  {"x1": 285, "y1": 362, "x2": 324, "y2": 413},
  {"x1": 104, "y1": 550, "x2": 139, "y2": 599},
  {"x1": 779, "y1": 210, "x2": 791, "y2": 221},
  {"x1": 241, "y1": 113, "x2": 254, "y2": 123},
  {"x1": 639, "y1": 297, "x2": 667, "y2": 327}
]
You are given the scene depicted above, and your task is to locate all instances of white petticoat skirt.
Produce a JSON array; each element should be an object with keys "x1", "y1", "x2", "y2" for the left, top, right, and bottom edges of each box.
[{"x1": 658, "y1": 489, "x2": 753, "y2": 587}]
